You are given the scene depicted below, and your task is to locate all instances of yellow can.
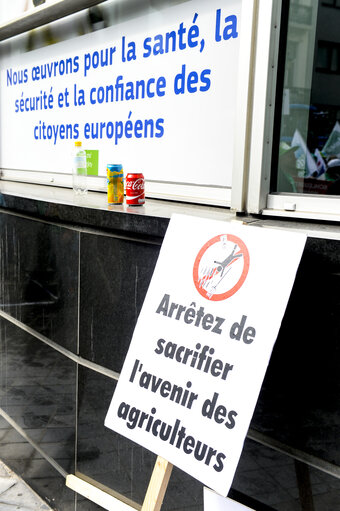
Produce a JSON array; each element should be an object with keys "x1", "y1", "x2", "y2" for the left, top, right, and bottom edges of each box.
[{"x1": 107, "y1": 164, "x2": 124, "y2": 204}]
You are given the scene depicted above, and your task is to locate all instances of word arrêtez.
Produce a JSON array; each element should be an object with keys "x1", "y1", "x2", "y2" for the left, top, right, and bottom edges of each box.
[
  {"x1": 156, "y1": 294, "x2": 257, "y2": 345},
  {"x1": 156, "y1": 293, "x2": 225, "y2": 334}
]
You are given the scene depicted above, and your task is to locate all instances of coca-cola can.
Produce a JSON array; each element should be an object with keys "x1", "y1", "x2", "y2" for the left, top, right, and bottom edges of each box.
[{"x1": 126, "y1": 173, "x2": 145, "y2": 206}]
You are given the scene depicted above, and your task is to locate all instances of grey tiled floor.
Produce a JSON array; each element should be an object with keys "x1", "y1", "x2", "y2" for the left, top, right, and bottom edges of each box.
[{"x1": 0, "y1": 459, "x2": 52, "y2": 510}]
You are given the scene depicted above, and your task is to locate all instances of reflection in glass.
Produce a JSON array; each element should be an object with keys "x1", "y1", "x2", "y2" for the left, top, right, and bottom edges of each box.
[
  {"x1": 0, "y1": 318, "x2": 76, "y2": 509},
  {"x1": 77, "y1": 368, "x2": 156, "y2": 505},
  {"x1": 0, "y1": 213, "x2": 78, "y2": 352},
  {"x1": 276, "y1": 1, "x2": 340, "y2": 195},
  {"x1": 0, "y1": 0, "x2": 175, "y2": 55}
]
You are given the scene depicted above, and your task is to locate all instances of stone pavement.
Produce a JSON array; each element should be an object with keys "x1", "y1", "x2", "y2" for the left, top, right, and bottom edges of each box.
[{"x1": 0, "y1": 459, "x2": 52, "y2": 511}]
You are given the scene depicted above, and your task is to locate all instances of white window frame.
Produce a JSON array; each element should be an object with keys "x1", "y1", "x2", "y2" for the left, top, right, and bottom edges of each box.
[{"x1": 243, "y1": 0, "x2": 340, "y2": 222}]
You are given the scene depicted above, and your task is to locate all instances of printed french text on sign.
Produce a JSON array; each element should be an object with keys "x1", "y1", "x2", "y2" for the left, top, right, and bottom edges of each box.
[{"x1": 105, "y1": 214, "x2": 306, "y2": 496}]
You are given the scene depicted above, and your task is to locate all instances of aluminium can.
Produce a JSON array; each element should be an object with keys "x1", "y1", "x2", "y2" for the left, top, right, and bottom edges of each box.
[
  {"x1": 126, "y1": 173, "x2": 145, "y2": 206},
  {"x1": 107, "y1": 164, "x2": 124, "y2": 204}
]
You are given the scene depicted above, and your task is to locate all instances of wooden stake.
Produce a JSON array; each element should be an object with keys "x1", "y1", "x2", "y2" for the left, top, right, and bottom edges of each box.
[{"x1": 141, "y1": 457, "x2": 173, "y2": 511}]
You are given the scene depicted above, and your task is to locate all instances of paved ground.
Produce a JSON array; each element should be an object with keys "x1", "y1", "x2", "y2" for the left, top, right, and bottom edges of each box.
[{"x1": 0, "y1": 459, "x2": 52, "y2": 510}]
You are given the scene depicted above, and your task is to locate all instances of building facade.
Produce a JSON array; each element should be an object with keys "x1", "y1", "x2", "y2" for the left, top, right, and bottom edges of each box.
[{"x1": 0, "y1": 1, "x2": 339, "y2": 510}]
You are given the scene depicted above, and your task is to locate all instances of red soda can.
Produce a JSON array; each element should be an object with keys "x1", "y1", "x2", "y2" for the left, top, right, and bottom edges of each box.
[{"x1": 126, "y1": 173, "x2": 145, "y2": 206}]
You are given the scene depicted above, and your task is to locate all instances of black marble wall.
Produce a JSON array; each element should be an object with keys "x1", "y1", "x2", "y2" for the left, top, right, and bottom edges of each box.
[
  {"x1": 0, "y1": 319, "x2": 76, "y2": 510},
  {"x1": 0, "y1": 213, "x2": 79, "y2": 352},
  {"x1": 79, "y1": 232, "x2": 160, "y2": 372},
  {"x1": 252, "y1": 237, "x2": 340, "y2": 467}
]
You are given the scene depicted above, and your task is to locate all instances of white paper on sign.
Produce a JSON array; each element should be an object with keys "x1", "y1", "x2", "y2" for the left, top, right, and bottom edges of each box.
[
  {"x1": 204, "y1": 487, "x2": 254, "y2": 510},
  {"x1": 105, "y1": 214, "x2": 306, "y2": 496}
]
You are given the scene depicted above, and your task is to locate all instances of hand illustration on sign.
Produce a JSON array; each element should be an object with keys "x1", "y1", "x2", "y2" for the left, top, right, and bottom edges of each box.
[{"x1": 193, "y1": 234, "x2": 250, "y2": 301}]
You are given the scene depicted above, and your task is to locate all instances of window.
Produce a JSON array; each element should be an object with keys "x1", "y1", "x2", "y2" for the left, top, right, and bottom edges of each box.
[
  {"x1": 274, "y1": 1, "x2": 340, "y2": 196},
  {"x1": 316, "y1": 41, "x2": 340, "y2": 74},
  {"x1": 322, "y1": 0, "x2": 340, "y2": 8}
]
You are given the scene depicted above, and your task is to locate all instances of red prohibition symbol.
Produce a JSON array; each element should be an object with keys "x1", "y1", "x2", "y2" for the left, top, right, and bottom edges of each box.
[{"x1": 193, "y1": 234, "x2": 250, "y2": 301}]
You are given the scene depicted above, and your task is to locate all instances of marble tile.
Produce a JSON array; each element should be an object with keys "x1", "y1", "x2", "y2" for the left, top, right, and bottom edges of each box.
[
  {"x1": 4, "y1": 454, "x2": 75, "y2": 510},
  {"x1": 251, "y1": 237, "x2": 340, "y2": 466},
  {"x1": 76, "y1": 368, "x2": 207, "y2": 511},
  {"x1": 79, "y1": 232, "x2": 160, "y2": 373},
  {"x1": 77, "y1": 367, "x2": 155, "y2": 505},
  {"x1": 232, "y1": 438, "x2": 340, "y2": 511},
  {"x1": 0, "y1": 212, "x2": 78, "y2": 353},
  {"x1": 26, "y1": 475, "x2": 76, "y2": 510},
  {"x1": 0, "y1": 320, "x2": 76, "y2": 475}
]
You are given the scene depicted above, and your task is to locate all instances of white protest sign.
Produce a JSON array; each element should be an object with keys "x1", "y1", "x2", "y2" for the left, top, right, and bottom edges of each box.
[
  {"x1": 0, "y1": 0, "x2": 240, "y2": 189},
  {"x1": 105, "y1": 214, "x2": 306, "y2": 496},
  {"x1": 204, "y1": 487, "x2": 254, "y2": 510}
]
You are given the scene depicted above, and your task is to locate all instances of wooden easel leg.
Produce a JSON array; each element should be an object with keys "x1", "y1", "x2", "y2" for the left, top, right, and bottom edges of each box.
[{"x1": 141, "y1": 456, "x2": 173, "y2": 511}]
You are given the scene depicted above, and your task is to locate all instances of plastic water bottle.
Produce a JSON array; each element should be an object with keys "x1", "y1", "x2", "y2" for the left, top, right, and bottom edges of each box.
[{"x1": 72, "y1": 141, "x2": 87, "y2": 194}]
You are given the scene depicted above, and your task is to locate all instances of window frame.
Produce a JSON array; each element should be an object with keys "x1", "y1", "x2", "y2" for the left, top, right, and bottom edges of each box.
[
  {"x1": 245, "y1": 0, "x2": 340, "y2": 221},
  {"x1": 322, "y1": 0, "x2": 340, "y2": 9}
]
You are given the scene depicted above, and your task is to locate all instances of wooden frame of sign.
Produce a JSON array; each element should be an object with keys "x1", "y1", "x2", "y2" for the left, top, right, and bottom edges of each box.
[
  {"x1": 141, "y1": 456, "x2": 173, "y2": 511},
  {"x1": 66, "y1": 456, "x2": 173, "y2": 511}
]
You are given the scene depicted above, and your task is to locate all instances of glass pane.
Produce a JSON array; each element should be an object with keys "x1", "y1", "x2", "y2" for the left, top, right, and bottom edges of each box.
[
  {"x1": 232, "y1": 438, "x2": 340, "y2": 511},
  {"x1": 274, "y1": 1, "x2": 340, "y2": 195}
]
